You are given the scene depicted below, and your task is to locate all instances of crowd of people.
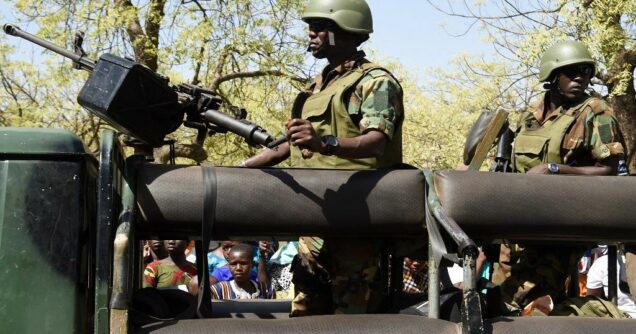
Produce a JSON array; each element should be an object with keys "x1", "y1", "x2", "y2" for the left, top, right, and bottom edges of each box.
[{"x1": 142, "y1": 240, "x2": 296, "y2": 300}]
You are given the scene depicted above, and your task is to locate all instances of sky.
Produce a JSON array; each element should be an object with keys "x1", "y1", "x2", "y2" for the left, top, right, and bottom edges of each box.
[
  {"x1": 366, "y1": 0, "x2": 494, "y2": 75},
  {"x1": 0, "y1": 1, "x2": 494, "y2": 78}
]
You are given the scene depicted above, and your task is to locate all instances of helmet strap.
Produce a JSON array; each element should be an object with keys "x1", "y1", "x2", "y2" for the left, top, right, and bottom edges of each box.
[{"x1": 328, "y1": 31, "x2": 336, "y2": 46}]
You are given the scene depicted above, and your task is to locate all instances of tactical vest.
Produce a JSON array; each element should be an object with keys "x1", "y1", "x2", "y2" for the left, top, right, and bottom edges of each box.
[
  {"x1": 512, "y1": 97, "x2": 594, "y2": 173},
  {"x1": 290, "y1": 63, "x2": 403, "y2": 169}
]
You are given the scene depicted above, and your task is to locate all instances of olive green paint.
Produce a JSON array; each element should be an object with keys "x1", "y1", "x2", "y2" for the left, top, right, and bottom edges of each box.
[
  {"x1": 0, "y1": 127, "x2": 94, "y2": 333},
  {"x1": 0, "y1": 127, "x2": 87, "y2": 154},
  {"x1": 0, "y1": 161, "x2": 7, "y2": 248}
]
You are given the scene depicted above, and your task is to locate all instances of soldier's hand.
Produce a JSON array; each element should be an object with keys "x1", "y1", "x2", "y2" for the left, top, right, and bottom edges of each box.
[
  {"x1": 284, "y1": 118, "x2": 325, "y2": 153},
  {"x1": 526, "y1": 164, "x2": 550, "y2": 175}
]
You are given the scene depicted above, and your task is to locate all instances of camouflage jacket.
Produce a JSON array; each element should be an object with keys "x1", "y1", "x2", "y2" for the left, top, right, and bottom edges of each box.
[
  {"x1": 309, "y1": 50, "x2": 403, "y2": 141},
  {"x1": 520, "y1": 93, "x2": 626, "y2": 166}
]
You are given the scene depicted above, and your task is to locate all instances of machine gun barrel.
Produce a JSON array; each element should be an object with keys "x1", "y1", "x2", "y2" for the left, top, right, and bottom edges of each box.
[
  {"x1": 3, "y1": 24, "x2": 95, "y2": 71},
  {"x1": 202, "y1": 109, "x2": 274, "y2": 147}
]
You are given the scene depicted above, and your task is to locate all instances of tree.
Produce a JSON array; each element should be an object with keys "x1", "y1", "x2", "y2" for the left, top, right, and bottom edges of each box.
[
  {"x1": 387, "y1": 54, "x2": 520, "y2": 170},
  {"x1": 1, "y1": 0, "x2": 308, "y2": 163},
  {"x1": 427, "y1": 0, "x2": 636, "y2": 171}
]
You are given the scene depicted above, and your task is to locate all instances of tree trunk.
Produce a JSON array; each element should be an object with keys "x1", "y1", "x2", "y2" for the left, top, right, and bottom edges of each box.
[{"x1": 608, "y1": 89, "x2": 636, "y2": 173}]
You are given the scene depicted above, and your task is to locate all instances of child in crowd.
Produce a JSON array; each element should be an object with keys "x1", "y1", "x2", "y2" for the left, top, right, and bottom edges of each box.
[
  {"x1": 143, "y1": 240, "x2": 197, "y2": 292},
  {"x1": 210, "y1": 241, "x2": 273, "y2": 284},
  {"x1": 211, "y1": 243, "x2": 273, "y2": 300}
]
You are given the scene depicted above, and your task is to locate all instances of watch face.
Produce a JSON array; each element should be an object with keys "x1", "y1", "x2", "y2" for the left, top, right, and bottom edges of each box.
[
  {"x1": 325, "y1": 135, "x2": 338, "y2": 147},
  {"x1": 548, "y1": 163, "x2": 559, "y2": 174}
]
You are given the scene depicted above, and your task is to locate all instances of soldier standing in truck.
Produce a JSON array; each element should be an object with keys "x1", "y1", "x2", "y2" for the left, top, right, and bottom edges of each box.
[
  {"x1": 241, "y1": 0, "x2": 405, "y2": 316},
  {"x1": 501, "y1": 40, "x2": 628, "y2": 311}
]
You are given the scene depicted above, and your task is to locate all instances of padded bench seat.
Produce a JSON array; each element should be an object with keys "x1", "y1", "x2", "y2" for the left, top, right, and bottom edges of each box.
[
  {"x1": 433, "y1": 170, "x2": 636, "y2": 242},
  {"x1": 135, "y1": 314, "x2": 636, "y2": 334},
  {"x1": 136, "y1": 314, "x2": 461, "y2": 334},
  {"x1": 485, "y1": 316, "x2": 636, "y2": 333},
  {"x1": 136, "y1": 165, "x2": 427, "y2": 239},
  {"x1": 211, "y1": 299, "x2": 291, "y2": 319}
]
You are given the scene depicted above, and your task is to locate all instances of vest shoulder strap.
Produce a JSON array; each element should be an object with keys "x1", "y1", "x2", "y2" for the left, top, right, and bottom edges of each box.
[
  {"x1": 355, "y1": 62, "x2": 403, "y2": 92},
  {"x1": 584, "y1": 97, "x2": 611, "y2": 115},
  {"x1": 357, "y1": 62, "x2": 393, "y2": 79},
  {"x1": 567, "y1": 96, "x2": 608, "y2": 116}
]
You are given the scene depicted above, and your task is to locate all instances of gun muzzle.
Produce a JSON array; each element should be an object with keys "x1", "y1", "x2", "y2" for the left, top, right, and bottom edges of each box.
[
  {"x1": 202, "y1": 108, "x2": 274, "y2": 147},
  {"x1": 3, "y1": 24, "x2": 18, "y2": 35}
]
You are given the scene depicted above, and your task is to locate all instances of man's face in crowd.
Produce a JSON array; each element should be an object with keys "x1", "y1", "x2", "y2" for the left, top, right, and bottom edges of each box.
[
  {"x1": 163, "y1": 240, "x2": 187, "y2": 255},
  {"x1": 405, "y1": 257, "x2": 427, "y2": 273},
  {"x1": 221, "y1": 241, "x2": 240, "y2": 261}
]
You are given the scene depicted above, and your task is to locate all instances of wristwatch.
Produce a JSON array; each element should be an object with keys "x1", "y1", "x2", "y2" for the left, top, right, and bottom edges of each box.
[
  {"x1": 547, "y1": 163, "x2": 559, "y2": 174},
  {"x1": 321, "y1": 135, "x2": 339, "y2": 156}
]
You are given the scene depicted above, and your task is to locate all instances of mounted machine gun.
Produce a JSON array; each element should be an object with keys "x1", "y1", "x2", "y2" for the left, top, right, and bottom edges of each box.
[{"x1": 3, "y1": 24, "x2": 286, "y2": 150}]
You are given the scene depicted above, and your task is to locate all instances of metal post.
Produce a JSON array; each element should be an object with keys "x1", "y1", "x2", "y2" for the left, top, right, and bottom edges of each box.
[
  {"x1": 428, "y1": 242, "x2": 440, "y2": 318},
  {"x1": 95, "y1": 130, "x2": 124, "y2": 334},
  {"x1": 608, "y1": 245, "x2": 618, "y2": 305},
  {"x1": 109, "y1": 155, "x2": 143, "y2": 333},
  {"x1": 461, "y1": 250, "x2": 484, "y2": 334}
]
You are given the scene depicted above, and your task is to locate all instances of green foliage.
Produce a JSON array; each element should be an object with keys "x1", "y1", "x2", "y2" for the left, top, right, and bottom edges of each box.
[{"x1": 1, "y1": 0, "x2": 307, "y2": 158}]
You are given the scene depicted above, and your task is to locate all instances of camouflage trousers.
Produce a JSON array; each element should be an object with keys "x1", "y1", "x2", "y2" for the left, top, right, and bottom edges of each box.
[
  {"x1": 499, "y1": 245, "x2": 584, "y2": 310},
  {"x1": 290, "y1": 237, "x2": 384, "y2": 316}
]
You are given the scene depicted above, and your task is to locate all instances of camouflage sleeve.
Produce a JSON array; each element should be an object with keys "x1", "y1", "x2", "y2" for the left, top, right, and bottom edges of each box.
[
  {"x1": 349, "y1": 70, "x2": 403, "y2": 141},
  {"x1": 585, "y1": 110, "x2": 626, "y2": 161}
]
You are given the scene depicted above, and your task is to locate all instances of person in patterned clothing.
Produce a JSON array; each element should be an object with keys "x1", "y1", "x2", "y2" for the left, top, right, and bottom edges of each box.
[
  {"x1": 241, "y1": 0, "x2": 404, "y2": 316},
  {"x1": 499, "y1": 40, "x2": 628, "y2": 313},
  {"x1": 143, "y1": 240, "x2": 197, "y2": 291},
  {"x1": 403, "y1": 257, "x2": 428, "y2": 294},
  {"x1": 211, "y1": 243, "x2": 273, "y2": 300}
]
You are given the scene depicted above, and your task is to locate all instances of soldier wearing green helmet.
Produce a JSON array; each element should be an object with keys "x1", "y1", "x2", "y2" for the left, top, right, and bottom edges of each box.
[
  {"x1": 499, "y1": 40, "x2": 628, "y2": 313},
  {"x1": 512, "y1": 40, "x2": 626, "y2": 175},
  {"x1": 242, "y1": 0, "x2": 405, "y2": 316}
]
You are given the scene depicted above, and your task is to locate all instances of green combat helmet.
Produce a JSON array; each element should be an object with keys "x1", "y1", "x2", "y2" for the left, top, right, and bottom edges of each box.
[
  {"x1": 302, "y1": 0, "x2": 373, "y2": 34},
  {"x1": 538, "y1": 40, "x2": 596, "y2": 81}
]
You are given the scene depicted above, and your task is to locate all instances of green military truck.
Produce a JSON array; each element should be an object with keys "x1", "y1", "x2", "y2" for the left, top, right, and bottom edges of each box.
[{"x1": 2, "y1": 25, "x2": 636, "y2": 334}]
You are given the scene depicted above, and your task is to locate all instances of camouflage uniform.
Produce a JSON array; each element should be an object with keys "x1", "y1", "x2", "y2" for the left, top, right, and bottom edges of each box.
[
  {"x1": 514, "y1": 94, "x2": 625, "y2": 169},
  {"x1": 290, "y1": 51, "x2": 404, "y2": 316},
  {"x1": 501, "y1": 93, "x2": 626, "y2": 310}
]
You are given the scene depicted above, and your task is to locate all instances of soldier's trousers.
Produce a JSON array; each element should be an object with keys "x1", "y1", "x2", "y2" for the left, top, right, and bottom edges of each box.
[
  {"x1": 500, "y1": 245, "x2": 583, "y2": 310},
  {"x1": 290, "y1": 236, "x2": 383, "y2": 316}
]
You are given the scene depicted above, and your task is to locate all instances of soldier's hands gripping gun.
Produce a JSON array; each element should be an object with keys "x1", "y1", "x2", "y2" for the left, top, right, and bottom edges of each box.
[{"x1": 3, "y1": 24, "x2": 285, "y2": 148}]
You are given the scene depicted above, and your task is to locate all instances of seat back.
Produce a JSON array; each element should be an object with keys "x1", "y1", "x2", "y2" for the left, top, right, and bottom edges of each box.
[
  {"x1": 433, "y1": 170, "x2": 636, "y2": 242},
  {"x1": 136, "y1": 165, "x2": 427, "y2": 239}
]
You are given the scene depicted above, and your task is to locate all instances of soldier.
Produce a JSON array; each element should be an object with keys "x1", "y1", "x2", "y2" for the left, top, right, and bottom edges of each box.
[
  {"x1": 242, "y1": 0, "x2": 404, "y2": 315},
  {"x1": 501, "y1": 40, "x2": 627, "y2": 311}
]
